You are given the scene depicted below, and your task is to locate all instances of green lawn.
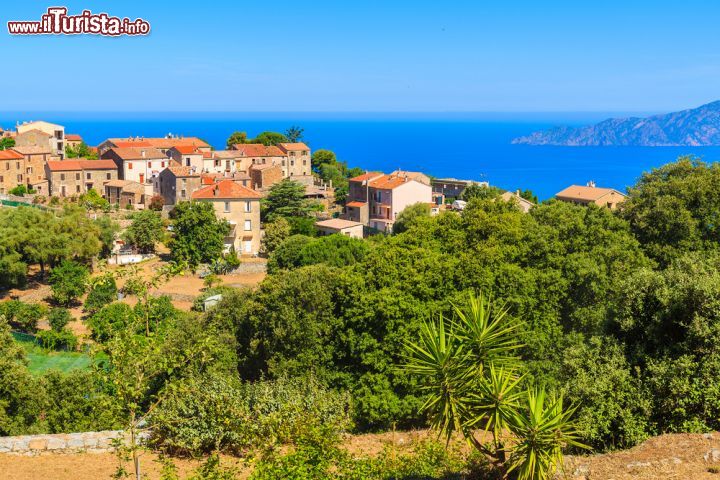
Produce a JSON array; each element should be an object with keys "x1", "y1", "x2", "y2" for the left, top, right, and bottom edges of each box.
[{"x1": 13, "y1": 334, "x2": 95, "y2": 375}]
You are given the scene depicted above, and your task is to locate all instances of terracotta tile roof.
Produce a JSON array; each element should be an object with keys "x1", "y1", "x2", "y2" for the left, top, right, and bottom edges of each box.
[
  {"x1": 18, "y1": 128, "x2": 52, "y2": 138},
  {"x1": 369, "y1": 174, "x2": 415, "y2": 190},
  {"x1": 212, "y1": 150, "x2": 242, "y2": 159},
  {"x1": 346, "y1": 201, "x2": 367, "y2": 208},
  {"x1": 166, "y1": 165, "x2": 200, "y2": 177},
  {"x1": 11, "y1": 145, "x2": 52, "y2": 155},
  {"x1": 555, "y1": 185, "x2": 626, "y2": 202},
  {"x1": 0, "y1": 149, "x2": 25, "y2": 160},
  {"x1": 47, "y1": 159, "x2": 117, "y2": 171},
  {"x1": 278, "y1": 142, "x2": 310, "y2": 152},
  {"x1": 191, "y1": 179, "x2": 262, "y2": 200},
  {"x1": 65, "y1": 134, "x2": 83, "y2": 141},
  {"x1": 233, "y1": 144, "x2": 285, "y2": 157},
  {"x1": 316, "y1": 219, "x2": 363, "y2": 230},
  {"x1": 106, "y1": 147, "x2": 166, "y2": 160},
  {"x1": 249, "y1": 163, "x2": 281, "y2": 171},
  {"x1": 104, "y1": 179, "x2": 144, "y2": 194},
  {"x1": 349, "y1": 172, "x2": 383, "y2": 182},
  {"x1": 113, "y1": 140, "x2": 153, "y2": 148},
  {"x1": 171, "y1": 145, "x2": 201, "y2": 155},
  {"x1": 107, "y1": 137, "x2": 210, "y2": 149}
]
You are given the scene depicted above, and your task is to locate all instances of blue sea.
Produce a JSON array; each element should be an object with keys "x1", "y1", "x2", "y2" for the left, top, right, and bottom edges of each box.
[{"x1": 3, "y1": 112, "x2": 720, "y2": 200}]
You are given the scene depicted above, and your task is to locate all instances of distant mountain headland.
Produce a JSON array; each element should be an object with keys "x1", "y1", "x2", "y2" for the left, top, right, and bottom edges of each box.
[{"x1": 512, "y1": 101, "x2": 720, "y2": 146}]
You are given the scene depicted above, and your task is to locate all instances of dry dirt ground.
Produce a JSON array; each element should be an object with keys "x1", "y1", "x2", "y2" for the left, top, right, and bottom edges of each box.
[{"x1": 3, "y1": 432, "x2": 720, "y2": 480}]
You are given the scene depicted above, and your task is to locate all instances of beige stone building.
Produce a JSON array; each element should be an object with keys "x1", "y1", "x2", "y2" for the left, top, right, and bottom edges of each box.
[
  {"x1": 277, "y1": 142, "x2": 312, "y2": 177},
  {"x1": 191, "y1": 180, "x2": 262, "y2": 255},
  {"x1": 65, "y1": 134, "x2": 84, "y2": 148},
  {"x1": 16, "y1": 121, "x2": 65, "y2": 158},
  {"x1": 12, "y1": 145, "x2": 53, "y2": 192},
  {"x1": 46, "y1": 159, "x2": 118, "y2": 197},
  {"x1": 101, "y1": 147, "x2": 168, "y2": 198},
  {"x1": 555, "y1": 183, "x2": 626, "y2": 210},
  {"x1": 315, "y1": 218, "x2": 364, "y2": 239},
  {"x1": 105, "y1": 180, "x2": 146, "y2": 208},
  {"x1": 156, "y1": 166, "x2": 202, "y2": 206},
  {"x1": 0, "y1": 149, "x2": 26, "y2": 194},
  {"x1": 249, "y1": 163, "x2": 283, "y2": 190}
]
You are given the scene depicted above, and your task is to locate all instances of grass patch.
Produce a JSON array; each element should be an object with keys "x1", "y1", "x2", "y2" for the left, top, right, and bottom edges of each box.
[{"x1": 12, "y1": 333, "x2": 95, "y2": 375}]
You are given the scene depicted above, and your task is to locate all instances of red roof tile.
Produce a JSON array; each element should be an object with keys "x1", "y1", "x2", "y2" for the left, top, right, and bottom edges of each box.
[
  {"x1": 233, "y1": 144, "x2": 285, "y2": 157},
  {"x1": 0, "y1": 150, "x2": 25, "y2": 160},
  {"x1": 106, "y1": 147, "x2": 166, "y2": 160},
  {"x1": 191, "y1": 179, "x2": 262, "y2": 200},
  {"x1": 65, "y1": 134, "x2": 83, "y2": 141},
  {"x1": 47, "y1": 160, "x2": 117, "y2": 171},
  {"x1": 349, "y1": 172, "x2": 383, "y2": 182},
  {"x1": 346, "y1": 201, "x2": 367, "y2": 208},
  {"x1": 278, "y1": 142, "x2": 310, "y2": 152}
]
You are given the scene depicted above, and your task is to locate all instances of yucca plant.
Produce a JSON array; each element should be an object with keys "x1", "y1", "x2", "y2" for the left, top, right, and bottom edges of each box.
[{"x1": 404, "y1": 291, "x2": 587, "y2": 479}]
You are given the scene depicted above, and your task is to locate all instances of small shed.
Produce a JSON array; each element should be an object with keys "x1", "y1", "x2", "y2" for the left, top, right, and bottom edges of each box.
[{"x1": 315, "y1": 218, "x2": 364, "y2": 239}]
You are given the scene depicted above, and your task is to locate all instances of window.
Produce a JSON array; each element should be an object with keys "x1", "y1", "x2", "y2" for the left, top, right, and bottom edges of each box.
[
  {"x1": 60, "y1": 173, "x2": 65, "y2": 181},
  {"x1": 128, "y1": 162, "x2": 133, "y2": 170},
  {"x1": 302, "y1": 150, "x2": 308, "y2": 156},
  {"x1": 244, "y1": 201, "x2": 251, "y2": 213},
  {"x1": 16, "y1": 161, "x2": 20, "y2": 169},
  {"x1": 76, "y1": 173, "x2": 80, "y2": 180},
  {"x1": 0, "y1": 176, "x2": 3, "y2": 183},
  {"x1": 86, "y1": 172, "x2": 91, "y2": 180},
  {"x1": 148, "y1": 162, "x2": 152, "y2": 168},
  {"x1": 76, "y1": 185, "x2": 81, "y2": 193},
  {"x1": 224, "y1": 201, "x2": 230, "y2": 212},
  {"x1": 5, "y1": 162, "x2": 8, "y2": 170},
  {"x1": 181, "y1": 190, "x2": 186, "y2": 198},
  {"x1": 290, "y1": 160, "x2": 294, "y2": 166},
  {"x1": 244, "y1": 219, "x2": 252, "y2": 231},
  {"x1": 290, "y1": 151, "x2": 296, "y2": 157},
  {"x1": 282, "y1": 159, "x2": 286, "y2": 166},
  {"x1": 17, "y1": 174, "x2": 22, "y2": 182},
  {"x1": 161, "y1": 161, "x2": 165, "y2": 168},
  {"x1": 303, "y1": 159, "x2": 307, "y2": 166},
  {"x1": 27, "y1": 167, "x2": 32, "y2": 174},
  {"x1": 106, "y1": 173, "x2": 111, "y2": 180},
  {"x1": 185, "y1": 158, "x2": 191, "y2": 166}
]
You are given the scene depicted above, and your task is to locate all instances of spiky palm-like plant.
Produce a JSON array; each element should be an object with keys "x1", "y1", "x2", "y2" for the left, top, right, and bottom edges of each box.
[{"x1": 404, "y1": 291, "x2": 587, "y2": 479}]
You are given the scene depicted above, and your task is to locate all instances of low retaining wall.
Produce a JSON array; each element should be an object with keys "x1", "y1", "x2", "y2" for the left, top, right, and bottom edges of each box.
[{"x1": 0, "y1": 430, "x2": 147, "y2": 456}]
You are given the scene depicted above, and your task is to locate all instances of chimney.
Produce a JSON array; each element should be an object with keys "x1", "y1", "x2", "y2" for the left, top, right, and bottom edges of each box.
[
  {"x1": 141, "y1": 150, "x2": 146, "y2": 158},
  {"x1": 516, "y1": 189, "x2": 520, "y2": 196},
  {"x1": 587, "y1": 180, "x2": 596, "y2": 188},
  {"x1": 213, "y1": 185, "x2": 219, "y2": 197}
]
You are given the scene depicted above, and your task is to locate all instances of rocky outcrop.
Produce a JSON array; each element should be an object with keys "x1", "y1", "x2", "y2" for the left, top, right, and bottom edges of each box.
[{"x1": 513, "y1": 100, "x2": 720, "y2": 146}]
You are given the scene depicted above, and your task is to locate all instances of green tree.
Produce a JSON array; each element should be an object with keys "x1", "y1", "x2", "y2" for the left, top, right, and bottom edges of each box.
[
  {"x1": 261, "y1": 217, "x2": 291, "y2": 255},
  {"x1": 252, "y1": 131, "x2": 288, "y2": 146},
  {"x1": 311, "y1": 149, "x2": 337, "y2": 174},
  {"x1": 0, "y1": 137, "x2": 15, "y2": 150},
  {"x1": 169, "y1": 202, "x2": 229, "y2": 269},
  {"x1": 123, "y1": 210, "x2": 165, "y2": 254},
  {"x1": 49, "y1": 260, "x2": 89, "y2": 306},
  {"x1": 84, "y1": 273, "x2": 118, "y2": 314},
  {"x1": 148, "y1": 195, "x2": 165, "y2": 212},
  {"x1": 95, "y1": 216, "x2": 120, "y2": 258},
  {"x1": 65, "y1": 142, "x2": 98, "y2": 159},
  {"x1": 262, "y1": 179, "x2": 315, "y2": 220},
  {"x1": 80, "y1": 188, "x2": 109, "y2": 210},
  {"x1": 392, "y1": 202, "x2": 431, "y2": 234},
  {"x1": 47, "y1": 307, "x2": 72, "y2": 332},
  {"x1": 225, "y1": 131, "x2": 247, "y2": 149},
  {"x1": 285, "y1": 126, "x2": 304, "y2": 143},
  {"x1": 461, "y1": 184, "x2": 503, "y2": 201}
]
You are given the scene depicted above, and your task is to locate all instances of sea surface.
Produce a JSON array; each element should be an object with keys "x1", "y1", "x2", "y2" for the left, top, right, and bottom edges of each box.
[{"x1": 3, "y1": 112, "x2": 720, "y2": 200}]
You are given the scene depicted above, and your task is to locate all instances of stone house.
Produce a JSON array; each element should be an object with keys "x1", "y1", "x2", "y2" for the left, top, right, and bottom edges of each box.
[
  {"x1": 45, "y1": 159, "x2": 118, "y2": 197},
  {"x1": 0, "y1": 149, "x2": 26, "y2": 194},
  {"x1": 277, "y1": 142, "x2": 312, "y2": 177},
  {"x1": 231, "y1": 144, "x2": 285, "y2": 173},
  {"x1": 65, "y1": 134, "x2": 83, "y2": 148},
  {"x1": 16, "y1": 121, "x2": 65, "y2": 158},
  {"x1": 190, "y1": 179, "x2": 262, "y2": 255},
  {"x1": 156, "y1": 165, "x2": 202, "y2": 206},
  {"x1": 12, "y1": 145, "x2": 53, "y2": 192},
  {"x1": 98, "y1": 136, "x2": 211, "y2": 156},
  {"x1": 105, "y1": 179, "x2": 146, "y2": 208},
  {"x1": 248, "y1": 163, "x2": 283, "y2": 190}
]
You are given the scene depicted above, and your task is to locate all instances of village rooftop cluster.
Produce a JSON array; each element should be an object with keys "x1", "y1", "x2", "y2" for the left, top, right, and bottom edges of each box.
[{"x1": 0, "y1": 120, "x2": 628, "y2": 256}]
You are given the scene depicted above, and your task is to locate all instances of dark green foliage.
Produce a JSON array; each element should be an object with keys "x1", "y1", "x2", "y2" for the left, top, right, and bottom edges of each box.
[
  {"x1": 9, "y1": 184, "x2": 34, "y2": 196},
  {"x1": 261, "y1": 217, "x2": 291, "y2": 254},
  {"x1": 123, "y1": 209, "x2": 165, "y2": 253},
  {"x1": 0, "y1": 251, "x2": 27, "y2": 289},
  {"x1": 84, "y1": 275, "x2": 118, "y2": 314},
  {"x1": 47, "y1": 308, "x2": 71, "y2": 331},
  {"x1": 252, "y1": 131, "x2": 288, "y2": 146},
  {"x1": 0, "y1": 300, "x2": 45, "y2": 333},
  {"x1": 226, "y1": 131, "x2": 248, "y2": 148},
  {"x1": 460, "y1": 184, "x2": 504, "y2": 201},
  {"x1": 268, "y1": 234, "x2": 368, "y2": 273},
  {"x1": 170, "y1": 202, "x2": 230, "y2": 269},
  {"x1": 261, "y1": 179, "x2": 316, "y2": 220},
  {"x1": 88, "y1": 302, "x2": 136, "y2": 342},
  {"x1": 65, "y1": 141, "x2": 98, "y2": 159},
  {"x1": 36, "y1": 328, "x2": 78, "y2": 351},
  {"x1": 285, "y1": 126, "x2": 304, "y2": 142},
  {"x1": 94, "y1": 216, "x2": 120, "y2": 258},
  {"x1": 392, "y1": 202, "x2": 431, "y2": 234},
  {"x1": 49, "y1": 260, "x2": 89, "y2": 306},
  {"x1": 0, "y1": 137, "x2": 15, "y2": 150}
]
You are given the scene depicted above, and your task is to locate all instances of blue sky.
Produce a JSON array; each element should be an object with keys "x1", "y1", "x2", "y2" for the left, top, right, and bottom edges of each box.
[{"x1": 2, "y1": 0, "x2": 719, "y2": 112}]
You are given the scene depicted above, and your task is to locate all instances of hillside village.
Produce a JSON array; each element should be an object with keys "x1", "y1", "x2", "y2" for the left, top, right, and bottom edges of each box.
[{"x1": 0, "y1": 120, "x2": 629, "y2": 253}]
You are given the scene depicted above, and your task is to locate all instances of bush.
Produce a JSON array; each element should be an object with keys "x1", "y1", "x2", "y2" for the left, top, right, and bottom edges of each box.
[
  {"x1": 47, "y1": 308, "x2": 72, "y2": 332},
  {"x1": 36, "y1": 328, "x2": 78, "y2": 351},
  {"x1": 49, "y1": 260, "x2": 89, "y2": 306},
  {"x1": 87, "y1": 302, "x2": 136, "y2": 342},
  {"x1": 84, "y1": 276, "x2": 118, "y2": 314},
  {"x1": 150, "y1": 375, "x2": 352, "y2": 455},
  {"x1": 149, "y1": 195, "x2": 165, "y2": 211},
  {"x1": 0, "y1": 300, "x2": 45, "y2": 333}
]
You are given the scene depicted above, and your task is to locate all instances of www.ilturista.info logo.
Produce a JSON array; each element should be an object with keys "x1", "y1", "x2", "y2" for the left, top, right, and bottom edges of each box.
[{"x1": 7, "y1": 7, "x2": 150, "y2": 36}]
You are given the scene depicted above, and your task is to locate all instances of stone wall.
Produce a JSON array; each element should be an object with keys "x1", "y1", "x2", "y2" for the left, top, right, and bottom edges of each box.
[{"x1": 0, "y1": 430, "x2": 145, "y2": 456}]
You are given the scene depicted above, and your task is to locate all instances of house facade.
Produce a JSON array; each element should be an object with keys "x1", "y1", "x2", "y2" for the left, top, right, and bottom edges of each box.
[
  {"x1": 16, "y1": 121, "x2": 65, "y2": 158},
  {"x1": 101, "y1": 147, "x2": 168, "y2": 197},
  {"x1": 431, "y1": 178, "x2": 489, "y2": 200},
  {"x1": 248, "y1": 163, "x2": 283, "y2": 190},
  {"x1": 343, "y1": 171, "x2": 433, "y2": 233},
  {"x1": 190, "y1": 180, "x2": 262, "y2": 255},
  {"x1": 98, "y1": 136, "x2": 211, "y2": 156},
  {"x1": 105, "y1": 180, "x2": 146, "y2": 208},
  {"x1": 156, "y1": 166, "x2": 202, "y2": 206},
  {"x1": 0, "y1": 150, "x2": 26, "y2": 194},
  {"x1": 315, "y1": 218, "x2": 364, "y2": 239},
  {"x1": 45, "y1": 160, "x2": 118, "y2": 197},
  {"x1": 277, "y1": 142, "x2": 312, "y2": 177}
]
